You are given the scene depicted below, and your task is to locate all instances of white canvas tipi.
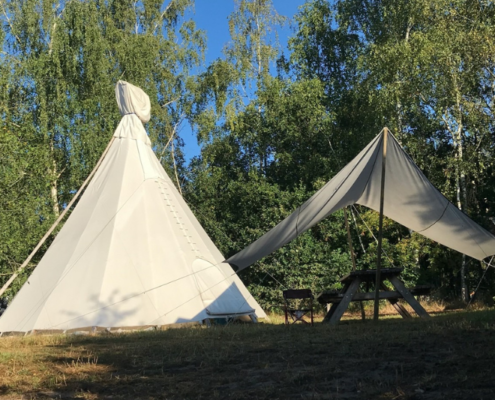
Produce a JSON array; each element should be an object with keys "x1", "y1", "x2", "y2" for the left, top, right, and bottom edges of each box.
[{"x1": 0, "y1": 81, "x2": 264, "y2": 333}]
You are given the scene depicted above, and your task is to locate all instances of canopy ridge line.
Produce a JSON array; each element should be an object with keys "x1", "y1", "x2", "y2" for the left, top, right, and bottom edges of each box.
[
  {"x1": 292, "y1": 133, "x2": 384, "y2": 242},
  {"x1": 0, "y1": 136, "x2": 116, "y2": 299},
  {"x1": 374, "y1": 127, "x2": 389, "y2": 321},
  {"x1": 387, "y1": 133, "x2": 490, "y2": 260},
  {"x1": 227, "y1": 133, "x2": 383, "y2": 271},
  {"x1": 307, "y1": 133, "x2": 383, "y2": 219}
]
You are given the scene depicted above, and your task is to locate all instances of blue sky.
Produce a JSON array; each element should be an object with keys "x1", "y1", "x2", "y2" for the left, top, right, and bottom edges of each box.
[{"x1": 180, "y1": 0, "x2": 305, "y2": 161}]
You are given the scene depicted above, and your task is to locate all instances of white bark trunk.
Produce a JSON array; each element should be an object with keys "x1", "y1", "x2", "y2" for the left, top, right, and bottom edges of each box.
[
  {"x1": 50, "y1": 142, "x2": 60, "y2": 217},
  {"x1": 450, "y1": 70, "x2": 469, "y2": 303}
]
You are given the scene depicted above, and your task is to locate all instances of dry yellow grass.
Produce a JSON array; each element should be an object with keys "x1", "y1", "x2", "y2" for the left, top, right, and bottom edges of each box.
[
  {"x1": 270, "y1": 299, "x2": 461, "y2": 323},
  {"x1": 0, "y1": 307, "x2": 494, "y2": 399},
  {"x1": 346, "y1": 298, "x2": 450, "y2": 318}
]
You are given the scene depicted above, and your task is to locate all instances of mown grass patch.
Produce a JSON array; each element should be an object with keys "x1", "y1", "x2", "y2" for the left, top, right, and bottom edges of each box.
[{"x1": 0, "y1": 308, "x2": 494, "y2": 399}]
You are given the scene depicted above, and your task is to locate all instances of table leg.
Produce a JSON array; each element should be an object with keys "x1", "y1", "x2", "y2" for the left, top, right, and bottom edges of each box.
[
  {"x1": 359, "y1": 299, "x2": 366, "y2": 320},
  {"x1": 389, "y1": 276, "x2": 430, "y2": 318},
  {"x1": 323, "y1": 302, "x2": 339, "y2": 323},
  {"x1": 388, "y1": 298, "x2": 412, "y2": 318},
  {"x1": 326, "y1": 278, "x2": 361, "y2": 325},
  {"x1": 380, "y1": 283, "x2": 411, "y2": 318},
  {"x1": 322, "y1": 282, "x2": 350, "y2": 323}
]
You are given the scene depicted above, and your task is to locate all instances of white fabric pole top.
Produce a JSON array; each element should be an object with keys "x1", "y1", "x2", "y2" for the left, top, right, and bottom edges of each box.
[
  {"x1": 115, "y1": 80, "x2": 151, "y2": 123},
  {"x1": 226, "y1": 131, "x2": 495, "y2": 270}
]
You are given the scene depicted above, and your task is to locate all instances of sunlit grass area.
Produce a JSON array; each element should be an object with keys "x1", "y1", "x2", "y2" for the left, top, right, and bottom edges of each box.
[{"x1": 1, "y1": 305, "x2": 494, "y2": 399}]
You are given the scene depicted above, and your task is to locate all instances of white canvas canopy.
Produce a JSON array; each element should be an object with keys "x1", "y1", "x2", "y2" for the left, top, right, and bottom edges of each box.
[
  {"x1": 227, "y1": 131, "x2": 495, "y2": 271},
  {"x1": 0, "y1": 81, "x2": 264, "y2": 333}
]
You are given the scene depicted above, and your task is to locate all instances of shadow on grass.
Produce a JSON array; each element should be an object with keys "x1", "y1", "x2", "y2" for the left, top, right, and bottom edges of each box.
[{"x1": 2, "y1": 309, "x2": 495, "y2": 399}]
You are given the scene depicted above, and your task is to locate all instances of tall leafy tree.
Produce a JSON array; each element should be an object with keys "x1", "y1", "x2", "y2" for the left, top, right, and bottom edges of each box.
[
  {"x1": 187, "y1": 1, "x2": 355, "y2": 308},
  {"x1": 190, "y1": 0, "x2": 495, "y2": 305},
  {"x1": 286, "y1": 0, "x2": 495, "y2": 301},
  {"x1": 335, "y1": 0, "x2": 495, "y2": 301}
]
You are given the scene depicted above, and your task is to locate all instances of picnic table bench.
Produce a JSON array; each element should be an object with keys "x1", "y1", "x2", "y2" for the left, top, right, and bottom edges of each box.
[{"x1": 316, "y1": 268, "x2": 431, "y2": 325}]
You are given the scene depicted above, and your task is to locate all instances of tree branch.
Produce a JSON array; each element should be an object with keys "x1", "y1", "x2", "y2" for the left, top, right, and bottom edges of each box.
[
  {"x1": 159, "y1": 117, "x2": 183, "y2": 160},
  {"x1": 161, "y1": 97, "x2": 179, "y2": 108},
  {"x1": 154, "y1": 0, "x2": 176, "y2": 32},
  {"x1": 171, "y1": 140, "x2": 183, "y2": 195},
  {"x1": 0, "y1": 0, "x2": 21, "y2": 47}
]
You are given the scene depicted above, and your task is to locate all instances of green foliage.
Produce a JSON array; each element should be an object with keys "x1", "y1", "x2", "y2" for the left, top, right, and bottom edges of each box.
[{"x1": 186, "y1": 167, "x2": 352, "y2": 309}]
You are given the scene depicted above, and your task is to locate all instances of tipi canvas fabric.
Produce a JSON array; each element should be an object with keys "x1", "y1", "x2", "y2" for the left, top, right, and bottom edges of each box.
[{"x1": 0, "y1": 81, "x2": 264, "y2": 333}]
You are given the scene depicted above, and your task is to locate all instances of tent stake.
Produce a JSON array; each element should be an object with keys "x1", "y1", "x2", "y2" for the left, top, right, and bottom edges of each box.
[
  {"x1": 374, "y1": 127, "x2": 388, "y2": 321},
  {"x1": 0, "y1": 136, "x2": 116, "y2": 298}
]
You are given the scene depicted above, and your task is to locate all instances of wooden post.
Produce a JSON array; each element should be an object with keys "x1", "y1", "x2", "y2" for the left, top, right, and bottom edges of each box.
[
  {"x1": 0, "y1": 136, "x2": 116, "y2": 298},
  {"x1": 344, "y1": 207, "x2": 357, "y2": 272},
  {"x1": 374, "y1": 128, "x2": 388, "y2": 321},
  {"x1": 327, "y1": 278, "x2": 361, "y2": 325}
]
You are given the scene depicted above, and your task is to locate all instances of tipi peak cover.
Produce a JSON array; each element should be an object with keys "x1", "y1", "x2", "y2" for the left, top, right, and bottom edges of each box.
[{"x1": 0, "y1": 81, "x2": 264, "y2": 334}]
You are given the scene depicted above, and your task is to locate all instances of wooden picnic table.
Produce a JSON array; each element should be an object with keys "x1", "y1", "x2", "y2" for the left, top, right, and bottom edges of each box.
[{"x1": 317, "y1": 268, "x2": 430, "y2": 325}]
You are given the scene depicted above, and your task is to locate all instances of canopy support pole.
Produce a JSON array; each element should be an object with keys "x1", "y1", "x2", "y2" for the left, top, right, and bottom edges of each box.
[
  {"x1": 0, "y1": 136, "x2": 116, "y2": 298},
  {"x1": 374, "y1": 127, "x2": 388, "y2": 321},
  {"x1": 344, "y1": 207, "x2": 357, "y2": 272}
]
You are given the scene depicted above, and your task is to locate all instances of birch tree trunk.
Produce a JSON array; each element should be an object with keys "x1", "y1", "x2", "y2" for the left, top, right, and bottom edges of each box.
[
  {"x1": 49, "y1": 140, "x2": 60, "y2": 218},
  {"x1": 452, "y1": 109, "x2": 469, "y2": 302},
  {"x1": 455, "y1": 142, "x2": 469, "y2": 303}
]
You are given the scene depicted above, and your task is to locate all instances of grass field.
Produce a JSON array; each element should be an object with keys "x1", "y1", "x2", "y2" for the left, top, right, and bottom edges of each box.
[{"x1": 1, "y1": 307, "x2": 495, "y2": 399}]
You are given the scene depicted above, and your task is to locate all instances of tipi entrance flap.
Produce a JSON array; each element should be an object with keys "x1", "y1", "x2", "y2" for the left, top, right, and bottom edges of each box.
[{"x1": 226, "y1": 131, "x2": 495, "y2": 271}]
